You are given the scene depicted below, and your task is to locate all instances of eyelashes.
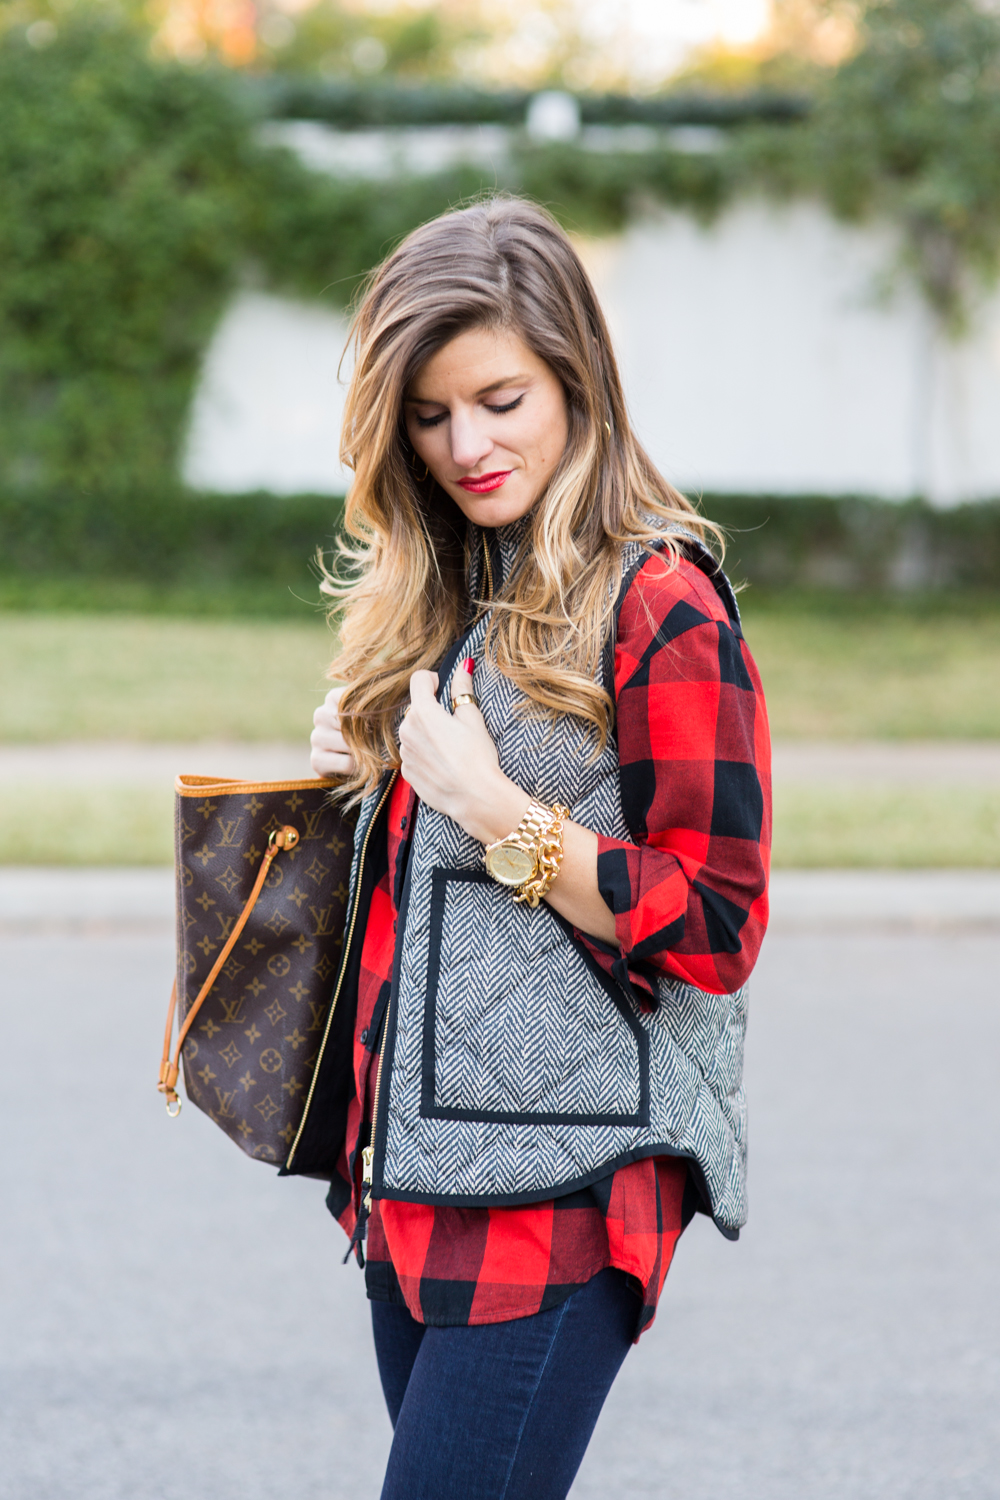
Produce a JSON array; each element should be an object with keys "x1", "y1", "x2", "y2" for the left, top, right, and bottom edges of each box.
[
  {"x1": 412, "y1": 393, "x2": 525, "y2": 429},
  {"x1": 486, "y1": 394, "x2": 525, "y2": 415}
]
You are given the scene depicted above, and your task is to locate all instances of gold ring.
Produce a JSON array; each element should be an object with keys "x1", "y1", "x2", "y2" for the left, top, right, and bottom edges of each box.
[{"x1": 452, "y1": 693, "x2": 478, "y2": 709}]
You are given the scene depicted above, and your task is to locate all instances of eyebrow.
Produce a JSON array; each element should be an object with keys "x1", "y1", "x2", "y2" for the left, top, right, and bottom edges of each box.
[{"x1": 405, "y1": 373, "x2": 531, "y2": 404}]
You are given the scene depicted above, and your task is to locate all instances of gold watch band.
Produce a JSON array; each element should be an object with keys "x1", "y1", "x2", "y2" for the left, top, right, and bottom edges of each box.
[
  {"x1": 484, "y1": 799, "x2": 553, "y2": 881},
  {"x1": 484, "y1": 799, "x2": 569, "y2": 903},
  {"x1": 514, "y1": 804, "x2": 569, "y2": 908}
]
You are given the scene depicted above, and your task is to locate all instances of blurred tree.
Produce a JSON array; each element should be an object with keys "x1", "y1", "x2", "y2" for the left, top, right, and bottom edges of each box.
[
  {"x1": 674, "y1": 0, "x2": 858, "y2": 93},
  {"x1": 0, "y1": 16, "x2": 260, "y2": 491},
  {"x1": 251, "y1": 0, "x2": 492, "y2": 81},
  {"x1": 744, "y1": 0, "x2": 1000, "y2": 321},
  {"x1": 2, "y1": 0, "x2": 1000, "y2": 499},
  {"x1": 0, "y1": 12, "x2": 491, "y2": 492},
  {"x1": 147, "y1": 0, "x2": 618, "y2": 93},
  {"x1": 812, "y1": 0, "x2": 1000, "y2": 318}
]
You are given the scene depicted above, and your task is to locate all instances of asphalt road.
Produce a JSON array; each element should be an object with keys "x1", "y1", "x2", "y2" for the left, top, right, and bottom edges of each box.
[{"x1": 3, "y1": 919, "x2": 999, "y2": 1499}]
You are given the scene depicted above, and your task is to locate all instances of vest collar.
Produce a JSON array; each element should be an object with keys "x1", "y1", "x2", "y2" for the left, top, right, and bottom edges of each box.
[{"x1": 468, "y1": 512, "x2": 532, "y2": 597}]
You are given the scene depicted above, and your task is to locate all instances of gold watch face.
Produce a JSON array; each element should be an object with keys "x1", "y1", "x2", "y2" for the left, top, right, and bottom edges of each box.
[{"x1": 485, "y1": 842, "x2": 536, "y2": 886}]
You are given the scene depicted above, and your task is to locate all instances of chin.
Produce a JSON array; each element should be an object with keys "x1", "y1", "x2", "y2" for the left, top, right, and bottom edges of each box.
[{"x1": 452, "y1": 485, "x2": 537, "y2": 530}]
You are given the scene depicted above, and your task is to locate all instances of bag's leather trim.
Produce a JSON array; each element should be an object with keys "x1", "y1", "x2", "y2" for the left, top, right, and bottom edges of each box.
[{"x1": 175, "y1": 774, "x2": 336, "y2": 795}]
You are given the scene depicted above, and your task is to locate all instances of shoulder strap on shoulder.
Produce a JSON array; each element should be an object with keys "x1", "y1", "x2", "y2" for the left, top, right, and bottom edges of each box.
[
  {"x1": 614, "y1": 528, "x2": 742, "y2": 637},
  {"x1": 601, "y1": 529, "x2": 743, "y2": 710}
]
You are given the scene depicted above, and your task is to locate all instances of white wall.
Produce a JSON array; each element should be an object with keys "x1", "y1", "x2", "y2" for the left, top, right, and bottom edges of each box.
[
  {"x1": 580, "y1": 201, "x2": 1000, "y2": 505},
  {"x1": 182, "y1": 201, "x2": 1000, "y2": 504},
  {"x1": 183, "y1": 290, "x2": 353, "y2": 495}
]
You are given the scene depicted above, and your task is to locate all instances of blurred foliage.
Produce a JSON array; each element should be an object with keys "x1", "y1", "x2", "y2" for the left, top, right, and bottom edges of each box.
[
  {"x1": 0, "y1": 15, "x2": 488, "y2": 491},
  {"x1": 0, "y1": 17, "x2": 255, "y2": 491},
  {"x1": 3, "y1": 488, "x2": 1000, "y2": 617},
  {"x1": 736, "y1": 0, "x2": 1000, "y2": 320},
  {"x1": 674, "y1": 0, "x2": 858, "y2": 94},
  {"x1": 250, "y1": 0, "x2": 490, "y2": 82},
  {"x1": 708, "y1": 494, "x2": 1000, "y2": 594},
  {"x1": 0, "y1": 485, "x2": 344, "y2": 600},
  {"x1": 2, "y1": 1, "x2": 1000, "y2": 491},
  {"x1": 251, "y1": 75, "x2": 809, "y2": 126}
]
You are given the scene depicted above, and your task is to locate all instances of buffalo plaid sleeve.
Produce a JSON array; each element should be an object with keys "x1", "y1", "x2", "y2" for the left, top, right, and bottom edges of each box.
[{"x1": 593, "y1": 551, "x2": 771, "y2": 996}]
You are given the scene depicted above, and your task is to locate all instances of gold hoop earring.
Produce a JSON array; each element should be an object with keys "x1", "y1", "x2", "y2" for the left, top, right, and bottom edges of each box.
[
  {"x1": 409, "y1": 449, "x2": 430, "y2": 482},
  {"x1": 604, "y1": 421, "x2": 612, "y2": 438}
]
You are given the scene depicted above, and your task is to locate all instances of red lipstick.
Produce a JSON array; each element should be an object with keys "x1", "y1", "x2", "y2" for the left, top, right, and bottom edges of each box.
[{"x1": 457, "y1": 471, "x2": 511, "y2": 493}]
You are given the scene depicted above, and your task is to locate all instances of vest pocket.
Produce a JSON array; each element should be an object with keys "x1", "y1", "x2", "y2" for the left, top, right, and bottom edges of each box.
[{"x1": 419, "y1": 867, "x2": 649, "y2": 1127}]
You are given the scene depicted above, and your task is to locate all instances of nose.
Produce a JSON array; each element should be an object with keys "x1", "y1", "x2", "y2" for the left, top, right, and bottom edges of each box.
[{"x1": 449, "y1": 406, "x2": 493, "y2": 472}]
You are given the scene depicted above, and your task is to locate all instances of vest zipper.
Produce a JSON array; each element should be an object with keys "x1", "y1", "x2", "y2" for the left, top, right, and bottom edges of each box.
[
  {"x1": 483, "y1": 531, "x2": 494, "y2": 602},
  {"x1": 353, "y1": 834, "x2": 400, "y2": 1262},
  {"x1": 360, "y1": 814, "x2": 407, "y2": 1205},
  {"x1": 360, "y1": 1045, "x2": 385, "y2": 1211},
  {"x1": 360, "y1": 545, "x2": 490, "y2": 1217},
  {"x1": 284, "y1": 769, "x2": 398, "y2": 1171}
]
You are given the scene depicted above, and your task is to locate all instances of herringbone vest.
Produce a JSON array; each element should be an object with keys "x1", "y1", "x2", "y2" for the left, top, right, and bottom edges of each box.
[{"x1": 360, "y1": 523, "x2": 749, "y2": 1237}]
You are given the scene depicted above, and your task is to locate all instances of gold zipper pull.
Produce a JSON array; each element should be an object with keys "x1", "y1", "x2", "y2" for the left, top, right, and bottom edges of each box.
[{"x1": 361, "y1": 1144, "x2": 374, "y2": 1209}]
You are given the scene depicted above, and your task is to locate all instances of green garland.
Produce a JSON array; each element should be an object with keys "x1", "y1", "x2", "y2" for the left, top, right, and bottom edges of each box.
[
  {"x1": 2, "y1": 487, "x2": 999, "y2": 615},
  {"x1": 1, "y1": 0, "x2": 999, "y2": 496}
]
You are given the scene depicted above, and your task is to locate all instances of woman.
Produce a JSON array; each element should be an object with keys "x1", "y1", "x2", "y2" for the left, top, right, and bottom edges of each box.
[{"x1": 301, "y1": 196, "x2": 771, "y2": 1499}]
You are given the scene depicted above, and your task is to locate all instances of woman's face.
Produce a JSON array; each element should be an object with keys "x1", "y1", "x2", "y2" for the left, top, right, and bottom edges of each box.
[{"x1": 404, "y1": 325, "x2": 570, "y2": 529}]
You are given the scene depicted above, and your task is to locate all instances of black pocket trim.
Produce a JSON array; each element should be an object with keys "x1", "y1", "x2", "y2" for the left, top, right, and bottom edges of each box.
[{"x1": 420, "y1": 867, "x2": 649, "y2": 1128}]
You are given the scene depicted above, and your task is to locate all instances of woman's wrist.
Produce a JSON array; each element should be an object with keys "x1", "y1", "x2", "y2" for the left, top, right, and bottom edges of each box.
[{"x1": 455, "y1": 769, "x2": 532, "y2": 846}]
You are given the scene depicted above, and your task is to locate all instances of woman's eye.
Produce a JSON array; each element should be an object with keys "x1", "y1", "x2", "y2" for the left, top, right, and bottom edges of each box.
[
  {"x1": 485, "y1": 394, "x2": 525, "y2": 415},
  {"x1": 414, "y1": 411, "x2": 446, "y2": 428}
]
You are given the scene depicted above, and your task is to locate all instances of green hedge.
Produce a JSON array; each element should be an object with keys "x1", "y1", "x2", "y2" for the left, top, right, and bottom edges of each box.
[
  {"x1": 249, "y1": 77, "x2": 810, "y2": 129},
  {"x1": 0, "y1": 487, "x2": 343, "y2": 614},
  {"x1": 708, "y1": 495, "x2": 1000, "y2": 596},
  {"x1": 2, "y1": 489, "x2": 999, "y2": 616},
  {"x1": 3, "y1": 1, "x2": 1000, "y2": 499}
]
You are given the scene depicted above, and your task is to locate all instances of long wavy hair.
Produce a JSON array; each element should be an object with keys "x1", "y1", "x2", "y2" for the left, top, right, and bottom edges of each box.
[{"x1": 324, "y1": 195, "x2": 720, "y2": 796}]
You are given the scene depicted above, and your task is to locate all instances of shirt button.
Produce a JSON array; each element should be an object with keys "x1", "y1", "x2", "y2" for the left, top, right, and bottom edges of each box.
[
  {"x1": 400, "y1": 816, "x2": 407, "y2": 829},
  {"x1": 360, "y1": 1028, "x2": 369, "y2": 1044}
]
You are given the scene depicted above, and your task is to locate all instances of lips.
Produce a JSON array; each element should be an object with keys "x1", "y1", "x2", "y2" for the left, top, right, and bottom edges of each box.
[{"x1": 456, "y1": 471, "x2": 512, "y2": 493}]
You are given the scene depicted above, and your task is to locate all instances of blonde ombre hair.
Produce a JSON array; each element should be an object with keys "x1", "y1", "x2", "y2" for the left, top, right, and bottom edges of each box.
[{"x1": 325, "y1": 195, "x2": 720, "y2": 795}]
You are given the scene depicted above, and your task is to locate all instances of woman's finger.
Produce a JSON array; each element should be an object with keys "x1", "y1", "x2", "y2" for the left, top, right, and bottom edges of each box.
[
  {"x1": 408, "y1": 669, "x2": 440, "y2": 708},
  {"x1": 310, "y1": 684, "x2": 355, "y2": 776},
  {"x1": 449, "y1": 657, "x2": 481, "y2": 717},
  {"x1": 314, "y1": 684, "x2": 346, "y2": 732},
  {"x1": 311, "y1": 746, "x2": 355, "y2": 778},
  {"x1": 310, "y1": 728, "x2": 350, "y2": 760}
]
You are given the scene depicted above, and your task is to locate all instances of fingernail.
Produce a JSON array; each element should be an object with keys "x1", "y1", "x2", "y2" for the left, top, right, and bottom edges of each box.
[{"x1": 462, "y1": 657, "x2": 475, "y2": 675}]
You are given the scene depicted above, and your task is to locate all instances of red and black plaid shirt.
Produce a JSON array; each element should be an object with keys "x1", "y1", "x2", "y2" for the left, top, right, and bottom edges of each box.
[{"x1": 335, "y1": 551, "x2": 771, "y2": 1341}]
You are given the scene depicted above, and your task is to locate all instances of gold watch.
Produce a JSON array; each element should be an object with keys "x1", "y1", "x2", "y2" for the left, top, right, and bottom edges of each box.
[{"x1": 484, "y1": 800, "x2": 556, "y2": 889}]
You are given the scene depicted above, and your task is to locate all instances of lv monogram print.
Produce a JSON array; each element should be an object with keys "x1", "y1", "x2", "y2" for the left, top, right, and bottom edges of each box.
[{"x1": 175, "y1": 778, "x2": 356, "y2": 1164}]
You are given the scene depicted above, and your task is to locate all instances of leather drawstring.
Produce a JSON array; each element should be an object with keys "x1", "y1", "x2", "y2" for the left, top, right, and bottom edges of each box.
[{"x1": 157, "y1": 825, "x2": 300, "y2": 1113}]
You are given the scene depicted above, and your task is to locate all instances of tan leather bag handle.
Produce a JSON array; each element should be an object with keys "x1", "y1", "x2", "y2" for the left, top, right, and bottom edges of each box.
[{"x1": 157, "y1": 824, "x2": 300, "y2": 1114}]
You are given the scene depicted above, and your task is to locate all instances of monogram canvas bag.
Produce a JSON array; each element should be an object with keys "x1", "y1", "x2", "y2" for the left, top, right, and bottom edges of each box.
[{"x1": 157, "y1": 775, "x2": 356, "y2": 1163}]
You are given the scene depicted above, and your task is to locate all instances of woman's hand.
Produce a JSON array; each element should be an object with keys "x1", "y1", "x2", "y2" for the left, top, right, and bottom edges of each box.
[
  {"x1": 399, "y1": 661, "x2": 617, "y2": 944},
  {"x1": 399, "y1": 662, "x2": 530, "y2": 845},
  {"x1": 310, "y1": 686, "x2": 357, "y2": 778}
]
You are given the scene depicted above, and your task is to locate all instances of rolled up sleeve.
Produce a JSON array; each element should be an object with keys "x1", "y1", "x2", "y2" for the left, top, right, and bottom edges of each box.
[{"x1": 590, "y1": 553, "x2": 771, "y2": 997}]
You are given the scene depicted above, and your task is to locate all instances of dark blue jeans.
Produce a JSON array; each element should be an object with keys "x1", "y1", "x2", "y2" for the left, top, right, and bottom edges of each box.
[{"x1": 371, "y1": 1268, "x2": 637, "y2": 1500}]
